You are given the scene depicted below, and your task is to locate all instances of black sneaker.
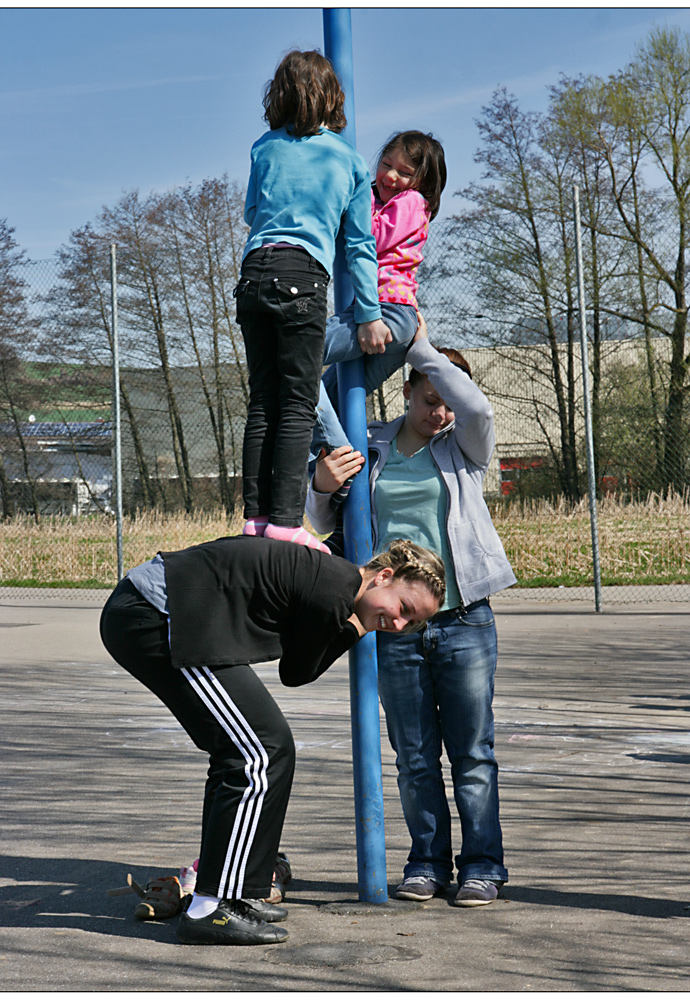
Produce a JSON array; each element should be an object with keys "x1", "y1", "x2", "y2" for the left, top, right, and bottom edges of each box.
[
  {"x1": 177, "y1": 899, "x2": 288, "y2": 945},
  {"x1": 241, "y1": 898, "x2": 288, "y2": 922}
]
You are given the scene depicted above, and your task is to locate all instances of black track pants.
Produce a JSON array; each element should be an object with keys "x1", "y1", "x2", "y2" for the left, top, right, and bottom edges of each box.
[{"x1": 100, "y1": 579, "x2": 296, "y2": 899}]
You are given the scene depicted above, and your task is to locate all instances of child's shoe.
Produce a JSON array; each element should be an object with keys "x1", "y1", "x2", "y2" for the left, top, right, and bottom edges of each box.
[
  {"x1": 262, "y1": 852, "x2": 292, "y2": 904},
  {"x1": 133, "y1": 875, "x2": 184, "y2": 920}
]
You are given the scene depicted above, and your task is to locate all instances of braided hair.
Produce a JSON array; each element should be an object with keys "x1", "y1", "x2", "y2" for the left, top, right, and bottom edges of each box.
[{"x1": 364, "y1": 539, "x2": 446, "y2": 612}]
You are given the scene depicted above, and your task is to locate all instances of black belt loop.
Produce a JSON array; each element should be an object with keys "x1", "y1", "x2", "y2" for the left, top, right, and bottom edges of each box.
[
  {"x1": 308, "y1": 254, "x2": 329, "y2": 279},
  {"x1": 456, "y1": 597, "x2": 490, "y2": 619},
  {"x1": 427, "y1": 603, "x2": 466, "y2": 628}
]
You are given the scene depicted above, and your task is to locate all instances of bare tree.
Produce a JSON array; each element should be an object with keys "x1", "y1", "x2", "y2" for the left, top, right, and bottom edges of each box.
[
  {"x1": 0, "y1": 220, "x2": 41, "y2": 519},
  {"x1": 103, "y1": 191, "x2": 196, "y2": 511},
  {"x1": 546, "y1": 76, "x2": 634, "y2": 460},
  {"x1": 157, "y1": 178, "x2": 248, "y2": 513},
  {"x1": 49, "y1": 225, "x2": 160, "y2": 509},
  {"x1": 47, "y1": 178, "x2": 250, "y2": 514},
  {"x1": 448, "y1": 88, "x2": 583, "y2": 499},
  {"x1": 588, "y1": 28, "x2": 690, "y2": 490}
]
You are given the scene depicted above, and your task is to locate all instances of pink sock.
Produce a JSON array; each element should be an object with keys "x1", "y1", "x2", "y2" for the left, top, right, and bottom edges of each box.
[
  {"x1": 264, "y1": 523, "x2": 331, "y2": 554},
  {"x1": 243, "y1": 516, "x2": 269, "y2": 537}
]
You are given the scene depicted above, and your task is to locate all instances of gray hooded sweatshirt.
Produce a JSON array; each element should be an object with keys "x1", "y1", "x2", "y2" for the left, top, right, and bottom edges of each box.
[{"x1": 306, "y1": 337, "x2": 516, "y2": 606}]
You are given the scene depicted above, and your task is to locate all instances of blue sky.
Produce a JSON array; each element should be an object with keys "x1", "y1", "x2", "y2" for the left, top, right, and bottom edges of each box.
[{"x1": 2, "y1": 6, "x2": 690, "y2": 260}]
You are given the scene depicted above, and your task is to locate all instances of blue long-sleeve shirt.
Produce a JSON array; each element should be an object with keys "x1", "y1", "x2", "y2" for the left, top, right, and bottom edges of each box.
[{"x1": 243, "y1": 127, "x2": 381, "y2": 325}]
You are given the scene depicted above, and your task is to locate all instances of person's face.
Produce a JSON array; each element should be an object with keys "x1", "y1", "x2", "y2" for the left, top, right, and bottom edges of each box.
[
  {"x1": 403, "y1": 375, "x2": 455, "y2": 440},
  {"x1": 355, "y1": 568, "x2": 440, "y2": 633},
  {"x1": 375, "y1": 147, "x2": 417, "y2": 204}
]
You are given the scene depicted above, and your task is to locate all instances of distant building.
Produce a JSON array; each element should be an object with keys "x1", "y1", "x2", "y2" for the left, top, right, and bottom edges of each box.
[{"x1": 0, "y1": 420, "x2": 112, "y2": 515}]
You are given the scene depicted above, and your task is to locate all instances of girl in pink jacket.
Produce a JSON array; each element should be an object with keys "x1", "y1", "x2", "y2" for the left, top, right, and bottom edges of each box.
[{"x1": 312, "y1": 131, "x2": 446, "y2": 495}]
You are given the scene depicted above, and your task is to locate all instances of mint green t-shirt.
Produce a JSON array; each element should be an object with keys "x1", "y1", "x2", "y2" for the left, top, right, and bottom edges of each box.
[{"x1": 374, "y1": 438, "x2": 461, "y2": 612}]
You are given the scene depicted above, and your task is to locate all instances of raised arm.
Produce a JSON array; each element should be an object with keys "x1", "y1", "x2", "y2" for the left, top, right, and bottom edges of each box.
[
  {"x1": 340, "y1": 165, "x2": 382, "y2": 325},
  {"x1": 405, "y1": 335, "x2": 495, "y2": 471}
]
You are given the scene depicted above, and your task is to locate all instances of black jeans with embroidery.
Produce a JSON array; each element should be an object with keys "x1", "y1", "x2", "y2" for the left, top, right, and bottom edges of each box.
[{"x1": 236, "y1": 246, "x2": 329, "y2": 525}]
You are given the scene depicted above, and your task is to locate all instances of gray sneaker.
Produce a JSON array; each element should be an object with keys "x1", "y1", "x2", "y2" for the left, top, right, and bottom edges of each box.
[
  {"x1": 395, "y1": 876, "x2": 444, "y2": 901},
  {"x1": 453, "y1": 878, "x2": 499, "y2": 907}
]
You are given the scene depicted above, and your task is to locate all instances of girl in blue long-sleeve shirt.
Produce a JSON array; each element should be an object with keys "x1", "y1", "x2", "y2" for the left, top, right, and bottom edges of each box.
[{"x1": 236, "y1": 50, "x2": 390, "y2": 551}]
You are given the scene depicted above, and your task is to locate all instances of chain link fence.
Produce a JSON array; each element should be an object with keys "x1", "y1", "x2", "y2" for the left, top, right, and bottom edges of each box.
[
  {"x1": 418, "y1": 206, "x2": 690, "y2": 606},
  {"x1": 1, "y1": 198, "x2": 688, "y2": 605}
]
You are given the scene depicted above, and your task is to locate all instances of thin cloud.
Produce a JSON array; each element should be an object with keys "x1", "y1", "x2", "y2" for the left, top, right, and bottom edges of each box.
[
  {"x1": 358, "y1": 11, "x2": 690, "y2": 136},
  {"x1": 0, "y1": 74, "x2": 231, "y2": 110},
  {"x1": 356, "y1": 68, "x2": 562, "y2": 133},
  {"x1": 595, "y1": 8, "x2": 690, "y2": 48}
]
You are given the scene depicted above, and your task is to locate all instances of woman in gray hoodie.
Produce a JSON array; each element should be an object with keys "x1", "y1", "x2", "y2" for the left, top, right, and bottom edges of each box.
[{"x1": 306, "y1": 315, "x2": 516, "y2": 907}]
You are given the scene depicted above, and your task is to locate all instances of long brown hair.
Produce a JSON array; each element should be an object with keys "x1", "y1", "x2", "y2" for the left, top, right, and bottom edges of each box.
[
  {"x1": 375, "y1": 131, "x2": 447, "y2": 219},
  {"x1": 263, "y1": 50, "x2": 346, "y2": 137}
]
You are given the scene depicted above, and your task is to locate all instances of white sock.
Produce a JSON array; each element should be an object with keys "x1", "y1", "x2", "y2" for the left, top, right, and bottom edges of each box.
[{"x1": 186, "y1": 892, "x2": 221, "y2": 919}]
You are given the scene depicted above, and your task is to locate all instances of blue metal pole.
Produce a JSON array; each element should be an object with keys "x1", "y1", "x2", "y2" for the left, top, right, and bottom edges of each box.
[{"x1": 323, "y1": 8, "x2": 388, "y2": 903}]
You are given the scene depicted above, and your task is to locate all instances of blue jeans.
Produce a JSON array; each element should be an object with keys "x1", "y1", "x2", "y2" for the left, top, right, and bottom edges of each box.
[
  {"x1": 377, "y1": 600, "x2": 508, "y2": 887},
  {"x1": 310, "y1": 302, "x2": 417, "y2": 459}
]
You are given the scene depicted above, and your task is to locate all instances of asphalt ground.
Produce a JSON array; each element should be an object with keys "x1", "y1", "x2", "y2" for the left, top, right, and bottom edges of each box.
[{"x1": 0, "y1": 591, "x2": 689, "y2": 994}]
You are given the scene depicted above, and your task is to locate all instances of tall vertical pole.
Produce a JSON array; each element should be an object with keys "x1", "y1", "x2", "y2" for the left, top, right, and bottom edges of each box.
[
  {"x1": 110, "y1": 244, "x2": 124, "y2": 582},
  {"x1": 573, "y1": 186, "x2": 602, "y2": 612},
  {"x1": 323, "y1": 8, "x2": 388, "y2": 902}
]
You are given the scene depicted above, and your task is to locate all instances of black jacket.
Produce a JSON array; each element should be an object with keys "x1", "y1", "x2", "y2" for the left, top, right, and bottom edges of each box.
[{"x1": 161, "y1": 535, "x2": 362, "y2": 686}]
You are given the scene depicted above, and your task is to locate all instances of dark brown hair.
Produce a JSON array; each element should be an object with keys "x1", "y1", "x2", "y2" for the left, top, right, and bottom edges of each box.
[
  {"x1": 375, "y1": 131, "x2": 447, "y2": 219},
  {"x1": 262, "y1": 50, "x2": 346, "y2": 137},
  {"x1": 408, "y1": 346, "x2": 472, "y2": 385}
]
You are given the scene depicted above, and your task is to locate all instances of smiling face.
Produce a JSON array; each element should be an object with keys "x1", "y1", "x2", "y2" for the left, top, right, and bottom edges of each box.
[
  {"x1": 375, "y1": 147, "x2": 417, "y2": 204},
  {"x1": 403, "y1": 375, "x2": 455, "y2": 442},
  {"x1": 355, "y1": 568, "x2": 440, "y2": 633}
]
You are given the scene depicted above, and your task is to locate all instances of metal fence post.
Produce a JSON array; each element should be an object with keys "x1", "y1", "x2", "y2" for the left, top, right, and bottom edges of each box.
[
  {"x1": 323, "y1": 7, "x2": 388, "y2": 902},
  {"x1": 573, "y1": 186, "x2": 603, "y2": 612},
  {"x1": 110, "y1": 244, "x2": 124, "y2": 582}
]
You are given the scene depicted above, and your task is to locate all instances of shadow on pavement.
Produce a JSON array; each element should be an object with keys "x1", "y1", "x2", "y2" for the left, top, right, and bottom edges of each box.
[
  {"x1": 1, "y1": 854, "x2": 184, "y2": 939},
  {"x1": 503, "y1": 884, "x2": 689, "y2": 918}
]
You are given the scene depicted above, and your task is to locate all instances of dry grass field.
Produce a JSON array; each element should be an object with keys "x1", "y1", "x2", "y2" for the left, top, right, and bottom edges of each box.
[
  {"x1": 490, "y1": 491, "x2": 690, "y2": 587},
  {"x1": 0, "y1": 492, "x2": 687, "y2": 589},
  {"x1": 0, "y1": 509, "x2": 242, "y2": 588}
]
